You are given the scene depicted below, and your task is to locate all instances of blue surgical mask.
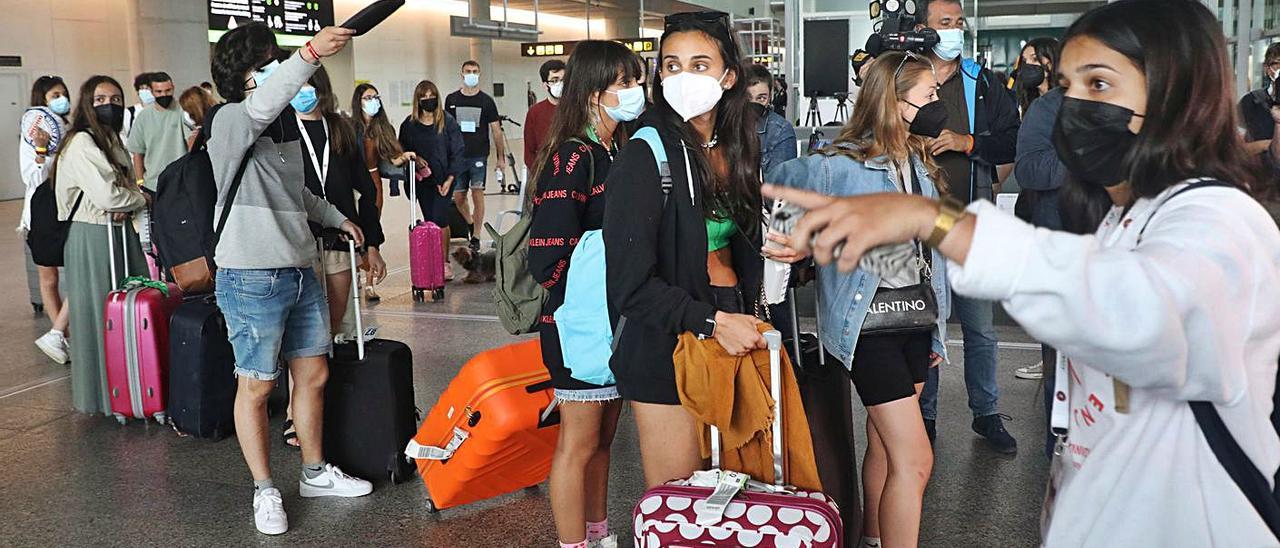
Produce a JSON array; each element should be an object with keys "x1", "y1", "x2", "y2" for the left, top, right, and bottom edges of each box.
[
  {"x1": 463, "y1": 73, "x2": 480, "y2": 88},
  {"x1": 933, "y1": 29, "x2": 965, "y2": 61},
  {"x1": 362, "y1": 97, "x2": 382, "y2": 117},
  {"x1": 138, "y1": 88, "x2": 155, "y2": 105},
  {"x1": 291, "y1": 86, "x2": 318, "y2": 114},
  {"x1": 253, "y1": 60, "x2": 281, "y2": 89},
  {"x1": 48, "y1": 96, "x2": 70, "y2": 115},
  {"x1": 604, "y1": 86, "x2": 646, "y2": 122}
]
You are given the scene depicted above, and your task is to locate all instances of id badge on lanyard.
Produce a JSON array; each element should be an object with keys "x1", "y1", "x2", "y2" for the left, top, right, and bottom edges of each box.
[{"x1": 296, "y1": 115, "x2": 330, "y2": 196}]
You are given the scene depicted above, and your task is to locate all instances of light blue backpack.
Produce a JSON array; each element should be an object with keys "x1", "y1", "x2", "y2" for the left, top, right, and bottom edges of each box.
[{"x1": 555, "y1": 127, "x2": 671, "y2": 385}]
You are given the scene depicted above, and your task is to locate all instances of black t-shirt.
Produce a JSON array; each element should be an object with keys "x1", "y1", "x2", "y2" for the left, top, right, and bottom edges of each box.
[
  {"x1": 1240, "y1": 90, "x2": 1275, "y2": 142},
  {"x1": 937, "y1": 73, "x2": 973, "y2": 203},
  {"x1": 301, "y1": 119, "x2": 329, "y2": 198},
  {"x1": 445, "y1": 90, "x2": 499, "y2": 158}
]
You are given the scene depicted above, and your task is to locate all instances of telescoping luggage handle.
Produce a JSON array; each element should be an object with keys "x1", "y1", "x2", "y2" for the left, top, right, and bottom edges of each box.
[
  {"x1": 406, "y1": 158, "x2": 418, "y2": 228},
  {"x1": 106, "y1": 218, "x2": 133, "y2": 291},
  {"x1": 346, "y1": 238, "x2": 366, "y2": 361}
]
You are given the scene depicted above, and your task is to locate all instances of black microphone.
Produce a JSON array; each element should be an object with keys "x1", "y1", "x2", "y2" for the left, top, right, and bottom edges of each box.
[{"x1": 864, "y1": 33, "x2": 885, "y2": 57}]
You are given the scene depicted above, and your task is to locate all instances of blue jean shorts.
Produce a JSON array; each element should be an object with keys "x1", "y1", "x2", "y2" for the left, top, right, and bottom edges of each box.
[
  {"x1": 215, "y1": 267, "x2": 331, "y2": 381},
  {"x1": 456, "y1": 156, "x2": 487, "y2": 193}
]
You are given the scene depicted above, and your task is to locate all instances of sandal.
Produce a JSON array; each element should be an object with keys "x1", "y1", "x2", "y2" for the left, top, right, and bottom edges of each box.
[{"x1": 282, "y1": 419, "x2": 300, "y2": 449}]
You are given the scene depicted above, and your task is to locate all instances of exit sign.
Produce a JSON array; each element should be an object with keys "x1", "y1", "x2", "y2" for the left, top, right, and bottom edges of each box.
[{"x1": 520, "y1": 38, "x2": 657, "y2": 58}]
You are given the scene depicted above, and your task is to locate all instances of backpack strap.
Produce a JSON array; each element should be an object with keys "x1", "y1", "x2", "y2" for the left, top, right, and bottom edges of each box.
[
  {"x1": 211, "y1": 103, "x2": 256, "y2": 242},
  {"x1": 1153, "y1": 178, "x2": 1280, "y2": 540},
  {"x1": 629, "y1": 127, "x2": 672, "y2": 206}
]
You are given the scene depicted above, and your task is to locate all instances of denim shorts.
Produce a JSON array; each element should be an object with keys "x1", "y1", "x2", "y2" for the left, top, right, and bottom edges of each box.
[
  {"x1": 456, "y1": 157, "x2": 487, "y2": 193},
  {"x1": 215, "y1": 267, "x2": 332, "y2": 381}
]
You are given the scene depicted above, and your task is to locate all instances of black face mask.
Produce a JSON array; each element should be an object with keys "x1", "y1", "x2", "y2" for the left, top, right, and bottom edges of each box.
[
  {"x1": 155, "y1": 95, "x2": 174, "y2": 109},
  {"x1": 904, "y1": 100, "x2": 948, "y2": 139},
  {"x1": 1017, "y1": 64, "x2": 1046, "y2": 89},
  {"x1": 419, "y1": 97, "x2": 439, "y2": 112},
  {"x1": 1053, "y1": 96, "x2": 1144, "y2": 188},
  {"x1": 749, "y1": 102, "x2": 769, "y2": 122},
  {"x1": 94, "y1": 103, "x2": 125, "y2": 131}
]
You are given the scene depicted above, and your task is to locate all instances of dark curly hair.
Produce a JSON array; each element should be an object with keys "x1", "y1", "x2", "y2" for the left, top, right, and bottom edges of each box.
[{"x1": 212, "y1": 22, "x2": 279, "y2": 102}]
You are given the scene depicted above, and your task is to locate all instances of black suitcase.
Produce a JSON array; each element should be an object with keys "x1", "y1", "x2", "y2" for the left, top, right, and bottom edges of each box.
[
  {"x1": 322, "y1": 240, "x2": 418, "y2": 484},
  {"x1": 168, "y1": 295, "x2": 237, "y2": 440}
]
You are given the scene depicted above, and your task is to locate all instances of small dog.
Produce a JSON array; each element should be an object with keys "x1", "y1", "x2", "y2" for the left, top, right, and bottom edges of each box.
[{"x1": 452, "y1": 246, "x2": 496, "y2": 284}]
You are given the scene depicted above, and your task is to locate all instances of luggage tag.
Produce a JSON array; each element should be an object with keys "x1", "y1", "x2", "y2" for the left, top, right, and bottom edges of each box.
[
  {"x1": 695, "y1": 470, "x2": 749, "y2": 526},
  {"x1": 404, "y1": 427, "x2": 469, "y2": 461}
]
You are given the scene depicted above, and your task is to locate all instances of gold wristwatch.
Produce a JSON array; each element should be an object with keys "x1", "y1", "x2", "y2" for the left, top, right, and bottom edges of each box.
[{"x1": 924, "y1": 197, "x2": 966, "y2": 249}]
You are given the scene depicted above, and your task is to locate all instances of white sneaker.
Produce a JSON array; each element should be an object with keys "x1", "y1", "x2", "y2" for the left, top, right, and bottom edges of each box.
[
  {"x1": 253, "y1": 487, "x2": 289, "y2": 535},
  {"x1": 590, "y1": 534, "x2": 619, "y2": 548},
  {"x1": 35, "y1": 331, "x2": 69, "y2": 365},
  {"x1": 1015, "y1": 362, "x2": 1044, "y2": 380},
  {"x1": 299, "y1": 463, "x2": 373, "y2": 498}
]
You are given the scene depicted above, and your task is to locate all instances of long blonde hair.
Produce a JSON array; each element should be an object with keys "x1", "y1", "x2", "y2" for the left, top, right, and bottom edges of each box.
[{"x1": 821, "y1": 52, "x2": 947, "y2": 193}]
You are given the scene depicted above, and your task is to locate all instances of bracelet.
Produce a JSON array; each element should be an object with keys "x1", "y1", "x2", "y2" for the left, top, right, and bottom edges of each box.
[
  {"x1": 305, "y1": 41, "x2": 321, "y2": 64},
  {"x1": 34, "y1": 146, "x2": 48, "y2": 155},
  {"x1": 924, "y1": 197, "x2": 967, "y2": 249},
  {"x1": 964, "y1": 135, "x2": 976, "y2": 155}
]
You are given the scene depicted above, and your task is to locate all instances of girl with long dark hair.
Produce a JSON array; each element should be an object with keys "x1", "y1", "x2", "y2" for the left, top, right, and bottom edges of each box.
[
  {"x1": 603, "y1": 11, "x2": 764, "y2": 487},
  {"x1": 527, "y1": 40, "x2": 644, "y2": 548},
  {"x1": 399, "y1": 79, "x2": 464, "y2": 279},
  {"x1": 770, "y1": 51, "x2": 951, "y2": 548},
  {"x1": 53, "y1": 75, "x2": 149, "y2": 414},
  {"x1": 1013, "y1": 38, "x2": 1060, "y2": 115},
  {"x1": 765, "y1": 1, "x2": 1279, "y2": 544},
  {"x1": 351, "y1": 82, "x2": 406, "y2": 300},
  {"x1": 21, "y1": 75, "x2": 73, "y2": 364}
]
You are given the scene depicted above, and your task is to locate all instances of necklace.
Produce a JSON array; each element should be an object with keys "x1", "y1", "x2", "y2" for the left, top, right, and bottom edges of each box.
[{"x1": 701, "y1": 133, "x2": 719, "y2": 149}]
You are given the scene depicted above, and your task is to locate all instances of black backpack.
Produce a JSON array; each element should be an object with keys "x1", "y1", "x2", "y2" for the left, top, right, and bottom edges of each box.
[{"x1": 152, "y1": 105, "x2": 252, "y2": 293}]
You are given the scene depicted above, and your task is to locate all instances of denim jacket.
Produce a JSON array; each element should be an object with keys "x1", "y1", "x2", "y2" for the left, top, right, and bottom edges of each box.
[
  {"x1": 767, "y1": 149, "x2": 951, "y2": 370},
  {"x1": 758, "y1": 110, "x2": 799, "y2": 174}
]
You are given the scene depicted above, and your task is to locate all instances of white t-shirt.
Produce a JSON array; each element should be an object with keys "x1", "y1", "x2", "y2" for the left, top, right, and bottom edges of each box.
[{"x1": 949, "y1": 183, "x2": 1280, "y2": 547}]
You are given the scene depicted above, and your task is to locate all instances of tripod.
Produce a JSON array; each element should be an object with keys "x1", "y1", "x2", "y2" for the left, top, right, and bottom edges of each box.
[
  {"x1": 804, "y1": 93, "x2": 823, "y2": 127},
  {"x1": 496, "y1": 115, "x2": 523, "y2": 194},
  {"x1": 832, "y1": 93, "x2": 850, "y2": 124}
]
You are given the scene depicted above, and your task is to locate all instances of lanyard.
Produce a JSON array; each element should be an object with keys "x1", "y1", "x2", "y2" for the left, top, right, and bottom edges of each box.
[
  {"x1": 295, "y1": 115, "x2": 330, "y2": 194},
  {"x1": 1051, "y1": 351, "x2": 1070, "y2": 454}
]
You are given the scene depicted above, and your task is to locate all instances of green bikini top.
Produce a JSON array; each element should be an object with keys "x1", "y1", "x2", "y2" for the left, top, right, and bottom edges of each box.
[{"x1": 706, "y1": 215, "x2": 737, "y2": 252}]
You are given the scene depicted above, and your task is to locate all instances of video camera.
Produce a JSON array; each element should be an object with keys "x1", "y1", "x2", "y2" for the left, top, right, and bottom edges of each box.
[{"x1": 850, "y1": 0, "x2": 940, "y2": 86}]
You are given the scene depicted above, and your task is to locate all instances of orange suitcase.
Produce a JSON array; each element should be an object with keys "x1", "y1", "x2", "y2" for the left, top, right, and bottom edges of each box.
[{"x1": 405, "y1": 339, "x2": 560, "y2": 512}]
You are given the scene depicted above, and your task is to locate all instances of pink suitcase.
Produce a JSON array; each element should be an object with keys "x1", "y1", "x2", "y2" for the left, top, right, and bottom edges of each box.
[
  {"x1": 407, "y1": 158, "x2": 446, "y2": 302},
  {"x1": 103, "y1": 222, "x2": 182, "y2": 425},
  {"x1": 633, "y1": 330, "x2": 843, "y2": 548}
]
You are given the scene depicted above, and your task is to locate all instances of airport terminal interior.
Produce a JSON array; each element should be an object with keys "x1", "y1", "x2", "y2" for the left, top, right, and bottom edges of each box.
[{"x1": 1, "y1": 0, "x2": 1278, "y2": 546}]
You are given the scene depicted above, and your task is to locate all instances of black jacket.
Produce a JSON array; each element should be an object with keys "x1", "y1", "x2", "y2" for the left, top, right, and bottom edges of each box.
[
  {"x1": 300, "y1": 115, "x2": 386, "y2": 250},
  {"x1": 399, "y1": 114, "x2": 465, "y2": 185},
  {"x1": 956, "y1": 58, "x2": 1021, "y2": 201},
  {"x1": 603, "y1": 124, "x2": 763, "y2": 402}
]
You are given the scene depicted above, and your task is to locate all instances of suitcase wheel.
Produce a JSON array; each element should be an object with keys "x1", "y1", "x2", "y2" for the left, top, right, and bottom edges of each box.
[
  {"x1": 155, "y1": 412, "x2": 167, "y2": 425},
  {"x1": 424, "y1": 499, "x2": 438, "y2": 514},
  {"x1": 113, "y1": 414, "x2": 127, "y2": 425},
  {"x1": 505, "y1": 184, "x2": 518, "y2": 193},
  {"x1": 432, "y1": 288, "x2": 445, "y2": 301},
  {"x1": 32, "y1": 303, "x2": 44, "y2": 314},
  {"x1": 413, "y1": 289, "x2": 425, "y2": 303}
]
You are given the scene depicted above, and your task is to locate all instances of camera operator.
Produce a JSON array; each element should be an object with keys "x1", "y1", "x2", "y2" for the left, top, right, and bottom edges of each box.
[{"x1": 914, "y1": 0, "x2": 1021, "y2": 452}]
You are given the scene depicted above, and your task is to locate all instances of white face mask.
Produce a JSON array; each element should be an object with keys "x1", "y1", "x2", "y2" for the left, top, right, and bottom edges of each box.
[
  {"x1": 662, "y1": 70, "x2": 728, "y2": 122},
  {"x1": 548, "y1": 81, "x2": 564, "y2": 99},
  {"x1": 933, "y1": 29, "x2": 965, "y2": 61},
  {"x1": 182, "y1": 111, "x2": 196, "y2": 128}
]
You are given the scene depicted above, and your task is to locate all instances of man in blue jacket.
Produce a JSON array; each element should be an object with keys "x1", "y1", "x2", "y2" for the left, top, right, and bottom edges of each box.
[{"x1": 915, "y1": 0, "x2": 1021, "y2": 453}]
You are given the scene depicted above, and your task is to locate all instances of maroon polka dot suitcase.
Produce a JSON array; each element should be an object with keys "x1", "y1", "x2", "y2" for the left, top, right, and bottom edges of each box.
[{"x1": 631, "y1": 330, "x2": 843, "y2": 547}]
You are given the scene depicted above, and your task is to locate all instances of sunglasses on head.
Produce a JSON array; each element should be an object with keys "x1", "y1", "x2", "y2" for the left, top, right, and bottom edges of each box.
[{"x1": 663, "y1": 11, "x2": 731, "y2": 33}]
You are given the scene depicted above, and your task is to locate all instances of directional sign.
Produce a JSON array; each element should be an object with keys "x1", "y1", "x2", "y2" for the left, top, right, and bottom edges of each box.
[
  {"x1": 208, "y1": 0, "x2": 334, "y2": 46},
  {"x1": 520, "y1": 38, "x2": 658, "y2": 58}
]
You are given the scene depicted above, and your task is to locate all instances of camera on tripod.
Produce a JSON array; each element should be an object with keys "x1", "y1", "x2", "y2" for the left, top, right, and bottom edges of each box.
[{"x1": 850, "y1": 0, "x2": 940, "y2": 85}]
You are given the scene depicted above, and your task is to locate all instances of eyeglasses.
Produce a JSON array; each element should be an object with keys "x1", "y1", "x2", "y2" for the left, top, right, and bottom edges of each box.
[{"x1": 893, "y1": 51, "x2": 935, "y2": 80}]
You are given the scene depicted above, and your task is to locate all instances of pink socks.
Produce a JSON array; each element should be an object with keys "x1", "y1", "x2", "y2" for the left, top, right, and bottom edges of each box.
[{"x1": 586, "y1": 520, "x2": 609, "y2": 542}]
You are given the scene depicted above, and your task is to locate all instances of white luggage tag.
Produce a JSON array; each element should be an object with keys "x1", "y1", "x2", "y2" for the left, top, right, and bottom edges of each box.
[
  {"x1": 695, "y1": 470, "x2": 749, "y2": 526},
  {"x1": 404, "y1": 427, "x2": 469, "y2": 461}
]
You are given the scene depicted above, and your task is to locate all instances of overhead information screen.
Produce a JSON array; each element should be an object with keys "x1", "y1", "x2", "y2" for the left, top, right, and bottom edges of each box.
[{"x1": 208, "y1": 0, "x2": 334, "y2": 47}]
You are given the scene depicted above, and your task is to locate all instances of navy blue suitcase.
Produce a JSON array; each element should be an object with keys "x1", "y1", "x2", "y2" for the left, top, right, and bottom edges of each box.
[{"x1": 167, "y1": 295, "x2": 237, "y2": 440}]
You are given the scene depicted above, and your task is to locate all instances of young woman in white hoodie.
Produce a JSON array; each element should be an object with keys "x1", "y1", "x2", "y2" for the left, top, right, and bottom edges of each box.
[{"x1": 765, "y1": 1, "x2": 1280, "y2": 546}]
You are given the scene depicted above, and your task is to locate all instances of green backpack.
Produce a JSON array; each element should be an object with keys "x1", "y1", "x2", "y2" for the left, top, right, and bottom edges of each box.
[{"x1": 486, "y1": 138, "x2": 596, "y2": 335}]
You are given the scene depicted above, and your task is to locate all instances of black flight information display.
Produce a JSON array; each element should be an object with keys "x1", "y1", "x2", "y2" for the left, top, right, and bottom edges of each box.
[{"x1": 208, "y1": 0, "x2": 334, "y2": 38}]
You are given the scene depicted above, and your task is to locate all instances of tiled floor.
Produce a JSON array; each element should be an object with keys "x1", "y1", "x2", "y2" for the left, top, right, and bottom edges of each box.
[{"x1": 0, "y1": 195, "x2": 1048, "y2": 547}]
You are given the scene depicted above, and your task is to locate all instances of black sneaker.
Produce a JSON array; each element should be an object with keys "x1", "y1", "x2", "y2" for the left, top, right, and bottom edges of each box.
[
  {"x1": 924, "y1": 418, "x2": 937, "y2": 444},
  {"x1": 973, "y1": 414, "x2": 1017, "y2": 455}
]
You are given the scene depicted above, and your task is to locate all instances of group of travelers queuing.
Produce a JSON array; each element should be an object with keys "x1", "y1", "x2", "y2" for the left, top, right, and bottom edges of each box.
[{"x1": 15, "y1": 0, "x2": 1280, "y2": 545}]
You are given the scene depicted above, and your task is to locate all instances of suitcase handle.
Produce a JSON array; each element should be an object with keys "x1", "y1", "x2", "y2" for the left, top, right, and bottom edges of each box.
[
  {"x1": 710, "y1": 330, "x2": 785, "y2": 487},
  {"x1": 347, "y1": 238, "x2": 366, "y2": 361},
  {"x1": 106, "y1": 219, "x2": 132, "y2": 290}
]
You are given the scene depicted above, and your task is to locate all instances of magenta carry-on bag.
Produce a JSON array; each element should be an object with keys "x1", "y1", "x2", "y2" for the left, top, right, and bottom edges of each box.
[
  {"x1": 103, "y1": 220, "x2": 182, "y2": 425},
  {"x1": 632, "y1": 330, "x2": 843, "y2": 548},
  {"x1": 407, "y1": 158, "x2": 446, "y2": 302}
]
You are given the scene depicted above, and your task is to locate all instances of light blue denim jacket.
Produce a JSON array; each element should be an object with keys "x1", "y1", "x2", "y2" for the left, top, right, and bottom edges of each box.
[{"x1": 767, "y1": 149, "x2": 951, "y2": 370}]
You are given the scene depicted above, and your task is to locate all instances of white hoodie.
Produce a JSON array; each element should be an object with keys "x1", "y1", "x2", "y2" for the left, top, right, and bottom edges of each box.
[{"x1": 949, "y1": 182, "x2": 1280, "y2": 547}]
